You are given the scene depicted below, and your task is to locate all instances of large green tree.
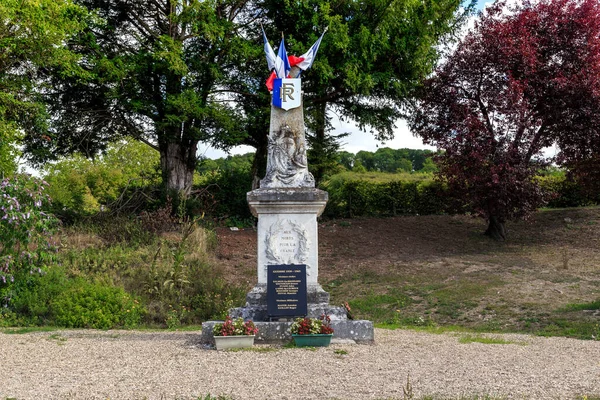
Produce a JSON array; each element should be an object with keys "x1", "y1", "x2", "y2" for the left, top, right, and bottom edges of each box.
[
  {"x1": 0, "y1": 0, "x2": 87, "y2": 176},
  {"x1": 35, "y1": 0, "x2": 254, "y2": 196},
  {"x1": 258, "y1": 0, "x2": 472, "y2": 183}
]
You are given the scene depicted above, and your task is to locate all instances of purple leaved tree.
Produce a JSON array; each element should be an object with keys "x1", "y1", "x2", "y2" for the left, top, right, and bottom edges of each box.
[{"x1": 409, "y1": 0, "x2": 600, "y2": 240}]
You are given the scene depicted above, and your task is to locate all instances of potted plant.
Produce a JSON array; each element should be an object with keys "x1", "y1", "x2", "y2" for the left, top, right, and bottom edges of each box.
[
  {"x1": 290, "y1": 314, "x2": 334, "y2": 347},
  {"x1": 212, "y1": 316, "x2": 258, "y2": 350}
]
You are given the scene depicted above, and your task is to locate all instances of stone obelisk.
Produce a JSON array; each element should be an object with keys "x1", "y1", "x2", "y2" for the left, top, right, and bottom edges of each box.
[
  {"x1": 233, "y1": 65, "x2": 336, "y2": 320},
  {"x1": 201, "y1": 33, "x2": 373, "y2": 344}
]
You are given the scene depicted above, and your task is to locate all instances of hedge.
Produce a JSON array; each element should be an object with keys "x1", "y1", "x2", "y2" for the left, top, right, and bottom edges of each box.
[{"x1": 321, "y1": 171, "x2": 598, "y2": 219}]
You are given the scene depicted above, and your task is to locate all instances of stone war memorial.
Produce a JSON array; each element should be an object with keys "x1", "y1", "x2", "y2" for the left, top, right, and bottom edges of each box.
[{"x1": 201, "y1": 28, "x2": 373, "y2": 345}]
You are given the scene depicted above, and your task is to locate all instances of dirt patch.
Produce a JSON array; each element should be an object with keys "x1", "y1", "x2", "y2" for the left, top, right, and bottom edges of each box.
[{"x1": 214, "y1": 207, "x2": 600, "y2": 334}]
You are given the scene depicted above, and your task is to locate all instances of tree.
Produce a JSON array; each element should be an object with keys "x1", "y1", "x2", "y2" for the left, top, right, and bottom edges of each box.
[
  {"x1": 0, "y1": 0, "x2": 87, "y2": 176},
  {"x1": 409, "y1": 0, "x2": 600, "y2": 240},
  {"x1": 35, "y1": 0, "x2": 253, "y2": 196},
  {"x1": 247, "y1": 0, "x2": 474, "y2": 184},
  {"x1": 43, "y1": 139, "x2": 160, "y2": 215}
]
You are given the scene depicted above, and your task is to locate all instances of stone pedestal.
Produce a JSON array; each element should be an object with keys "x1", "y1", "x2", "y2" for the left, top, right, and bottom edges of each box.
[
  {"x1": 229, "y1": 187, "x2": 345, "y2": 321},
  {"x1": 202, "y1": 187, "x2": 374, "y2": 345}
]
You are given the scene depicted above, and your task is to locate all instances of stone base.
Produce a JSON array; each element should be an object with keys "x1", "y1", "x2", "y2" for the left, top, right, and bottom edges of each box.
[
  {"x1": 200, "y1": 320, "x2": 374, "y2": 345},
  {"x1": 229, "y1": 283, "x2": 344, "y2": 321},
  {"x1": 229, "y1": 304, "x2": 348, "y2": 322}
]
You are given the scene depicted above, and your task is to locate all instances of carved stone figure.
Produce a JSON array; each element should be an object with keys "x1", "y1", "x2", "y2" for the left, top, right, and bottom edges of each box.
[{"x1": 261, "y1": 122, "x2": 314, "y2": 188}]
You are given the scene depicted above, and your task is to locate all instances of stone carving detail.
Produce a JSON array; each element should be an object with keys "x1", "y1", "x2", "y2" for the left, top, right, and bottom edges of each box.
[
  {"x1": 265, "y1": 219, "x2": 310, "y2": 273},
  {"x1": 261, "y1": 124, "x2": 314, "y2": 188}
]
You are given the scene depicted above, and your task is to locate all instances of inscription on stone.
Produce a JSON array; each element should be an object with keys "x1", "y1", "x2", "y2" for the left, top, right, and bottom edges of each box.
[
  {"x1": 265, "y1": 219, "x2": 309, "y2": 266},
  {"x1": 267, "y1": 265, "x2": 307, "y2": 317}
]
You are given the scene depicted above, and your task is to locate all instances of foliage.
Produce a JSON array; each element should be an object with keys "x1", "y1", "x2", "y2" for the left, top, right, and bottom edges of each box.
[
  {"x1": 0, "y1": 0, "x2": 88, "y2": 167},
  {"x1": 0, "y1": 128, "x2": 20, "y2": 177},
  {"x1": 0, "y1": 175, "x2": 60, "y2": 305},
  {"x1": 536, "y1": 173, "x2": 600, "y2": 209},
  {"x1": 51, "y1": 279, "x2": 144, "y2": 329},
  {"x1": 321, "y1": 171, "x2": 451, "y2": 218},
  {"x1": 43, "y1": 139, "x2": 161, "y2": 218},
  {"x1": 290, "y1": 315, "x2": 333, "y2": 335},
  {"x1": 340, "y1": 148, "x2": 437, "y2": 173},
  {"x1": 195, "y1": 153, "x2": 254, "y2": 222},
  {"x1": 2, "y1": 264, "x2": 144, "y2": 329},
  {"x1": 212, "y1": 316, "x2": 258, "y2": 337},
  {"x1": 13, "y1": 0, "x2": 474, "y2": 194},
  {"x1": 255, "y1": 0, "x2": 473, "y2": 183},
  {"x1": 409, "y1": 0, "x2": 600, "y2": 240},
  {"x1": 58, "y1": 219, "x2": 245, "y2": 326},
  {"x1": 40, "y1": 0, "x2": 252, "y2": 195}
]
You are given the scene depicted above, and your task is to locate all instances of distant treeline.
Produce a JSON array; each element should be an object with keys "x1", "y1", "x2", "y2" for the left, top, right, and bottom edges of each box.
[{"x1": 336, "y1": 148, "x2": 437, "y2": 173}]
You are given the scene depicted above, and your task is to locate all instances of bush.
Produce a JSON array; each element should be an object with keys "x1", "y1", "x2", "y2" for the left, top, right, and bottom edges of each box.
[
  {"x1": 59, "y1": 219, "x2": 245, "y2": 327},
  {"x1": 321, "y1": 172, "x2": 452, "y2": 218},
  {"x1": 51, "y1": 279, "x2": 144, "y2": 329},
  {"x1": 43, "y1": 139, "x2": 160, "y2": 218},
  {"x1": 195, "y1": 154, "x2": 255, "y2": 225},
  {"x1": 4, "y1": 265, "x2": 145, "y2": 329},
  {"x1": 536, "y1": 173, "x2": 599, "y2": 208},
  {"x1": 0, "y1": 175, "x2": 59, "y2": 306}
]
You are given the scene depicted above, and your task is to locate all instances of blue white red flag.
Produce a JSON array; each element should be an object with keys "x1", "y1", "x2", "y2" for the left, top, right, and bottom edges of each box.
[
  {"x1": 262, "y1": 26, "x2": 277, "y2": 72},
  {"x1": 296, "y1": 27, "x2": 328, "y2": 71},
  {"x1": 274, "y1": 38, "x2": 291, "y2": 79}
]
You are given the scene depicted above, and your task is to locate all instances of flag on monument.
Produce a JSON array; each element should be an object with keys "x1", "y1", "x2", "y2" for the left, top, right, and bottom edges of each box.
[
  {"x1": 262, "y1": 26, "x2": 277, "y2": 72},
  {"x1": 296, "y1": 28, "x2": 328, "y2": 71},
  {"x1": 274, "y1": 38, "x2": 291, "y2": 79}
]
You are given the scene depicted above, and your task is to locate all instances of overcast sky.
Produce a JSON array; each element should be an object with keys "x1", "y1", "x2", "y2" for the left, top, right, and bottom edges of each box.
[{"x1": 198, "y1": 0, "x2": 491, "y2": 159}]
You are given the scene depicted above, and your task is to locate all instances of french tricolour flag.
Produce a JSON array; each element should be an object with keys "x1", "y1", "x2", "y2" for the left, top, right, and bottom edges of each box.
[
  {"x1": 296, "y1": 27, "x2": 327, "y2": 71},
  {"x1": 262, "y1": 27, "x2": 327, "y2": 91}
]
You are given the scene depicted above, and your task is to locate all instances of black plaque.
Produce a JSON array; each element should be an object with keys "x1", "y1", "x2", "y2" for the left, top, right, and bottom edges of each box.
[{"x1": 267, "y1": 265, "x2": 307, "y2": 318}]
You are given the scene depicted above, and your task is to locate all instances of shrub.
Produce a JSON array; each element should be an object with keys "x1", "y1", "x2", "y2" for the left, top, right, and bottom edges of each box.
[
  {"x1": 5, "y1": 265, "x2": 145, "y2": 329},
  {"x1": 536, "y1": 173, "x2": 599, "y2": 208},
  {"x1": 195, "y1": 154, "x2": 254, "y2": 223},
  {"x1": 51, "y1": 279, "x2": 144, "y2": 329},
  {"x1": 321, "y1": 171, "x2": 452, "y2": 218},
  {"x1": 43, "y1": 139, "x2": 160, "y2": 218},
  {"x1": 0, "y1": 175, "x2": 59, "y2": 305}
]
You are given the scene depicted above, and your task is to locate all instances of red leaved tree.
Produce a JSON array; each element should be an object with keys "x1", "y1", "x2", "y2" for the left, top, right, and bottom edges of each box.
[{"x1": 409, "y1": 0, "x2": 600, "y2": 240}]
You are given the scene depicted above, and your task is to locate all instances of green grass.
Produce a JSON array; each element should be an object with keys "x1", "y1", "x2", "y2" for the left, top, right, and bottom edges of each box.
[
  {"x1": 1, "y1": 326, "x2": 56, "y2": 334},
  {"x1": 561, "y1": 299, "x2": 600, "y2": 312},
  {"x1": 458, "y1": 334, "x2": 527, "y2": 345},
  {"x1": 225, "y1": 346, "x2": 278, "y2": 353}
]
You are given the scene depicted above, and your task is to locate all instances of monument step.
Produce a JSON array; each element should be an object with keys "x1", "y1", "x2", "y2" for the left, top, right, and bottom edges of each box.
[
  {"x1": 229, "y1": 304, "x2": 348, "y2": 322},
  {"x1": 200, "y1": 319, "x2": 374, "y2": 345}
]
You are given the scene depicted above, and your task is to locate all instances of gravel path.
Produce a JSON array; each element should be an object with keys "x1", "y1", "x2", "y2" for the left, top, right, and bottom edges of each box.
[{"x1": 1, "y1": 328, "x2": 599, "y2": 399}]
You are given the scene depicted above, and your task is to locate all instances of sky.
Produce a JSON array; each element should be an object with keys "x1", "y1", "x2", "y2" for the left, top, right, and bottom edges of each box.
[{"x1": 198, "y1": 0, "x2": 493, "y2": 160}]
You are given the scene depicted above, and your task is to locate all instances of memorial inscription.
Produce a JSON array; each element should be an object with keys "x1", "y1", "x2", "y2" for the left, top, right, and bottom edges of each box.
[
  {"x1": 267, "y1": 265, "x2": 307, "y2": 317},
  {"x1": 265, "y1": 219, "x2": 309, "y2": 266}
]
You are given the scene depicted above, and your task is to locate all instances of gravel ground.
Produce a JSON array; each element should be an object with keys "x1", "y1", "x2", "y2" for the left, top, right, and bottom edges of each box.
[{"x1": 1, "y1": 328, "x2": 599, "y2": 400}]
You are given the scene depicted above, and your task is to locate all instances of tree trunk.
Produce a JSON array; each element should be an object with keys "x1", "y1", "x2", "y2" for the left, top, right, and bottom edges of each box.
[
  {"x1": 251, "y1": 137, "x2": 268, "y2": 190},
  {"x1": 484, "y1": 216, "x2": 506, "y2": 240},
  {"x1": 159, "y1": 141, "x2": 197, "y2": 197}
]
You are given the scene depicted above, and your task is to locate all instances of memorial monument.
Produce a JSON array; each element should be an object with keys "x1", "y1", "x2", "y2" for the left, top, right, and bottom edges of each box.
[{"x1": 201, "y1": 29, "x2": 373, "y2": 344}]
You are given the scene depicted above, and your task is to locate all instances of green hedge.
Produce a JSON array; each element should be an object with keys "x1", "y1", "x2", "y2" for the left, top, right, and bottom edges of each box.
[
  {"x1": 321, "y1": 172, "x2": 452, "y2": 218},
  {"x1": 321, "y1": 171, "x2": 598, "y2": 218},
  {"x1": 536, "y1": 174, "x2": 600, "y2": 208}
]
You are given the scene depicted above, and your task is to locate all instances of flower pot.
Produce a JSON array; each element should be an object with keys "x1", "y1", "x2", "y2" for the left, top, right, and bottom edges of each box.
[
  {"x1": 214, "y1": 335, "x2": 255, "y2": 350},
  {"x1": 292, "y1": 334, "x2": 333, "y2": 347}
]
